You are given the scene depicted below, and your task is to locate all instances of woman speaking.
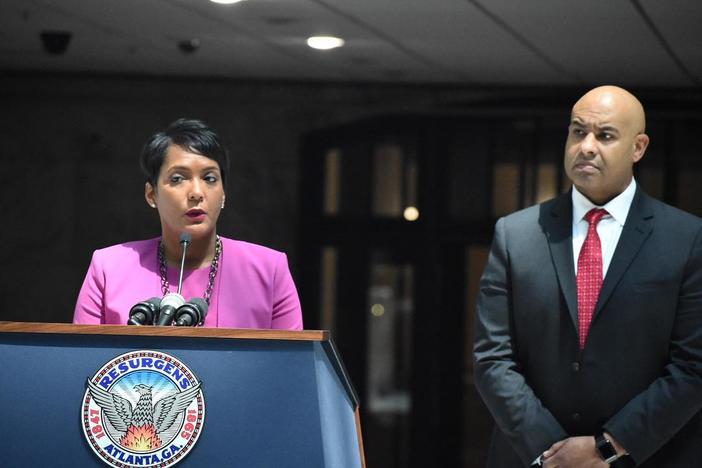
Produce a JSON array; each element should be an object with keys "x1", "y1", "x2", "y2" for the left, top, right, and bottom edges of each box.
[{"x1": 73, "y1": 118, "x2": 302, "y2": 330}]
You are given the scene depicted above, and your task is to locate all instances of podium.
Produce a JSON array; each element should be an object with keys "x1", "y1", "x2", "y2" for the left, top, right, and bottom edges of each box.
[{"x1": 0, "y1": 321, "x2": 365, "y2": 468}]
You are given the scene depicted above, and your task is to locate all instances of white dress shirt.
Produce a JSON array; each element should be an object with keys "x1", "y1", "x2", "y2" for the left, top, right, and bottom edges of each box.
[{"x1": 571, "y1": 178, "x2": 637, "y2": 277}]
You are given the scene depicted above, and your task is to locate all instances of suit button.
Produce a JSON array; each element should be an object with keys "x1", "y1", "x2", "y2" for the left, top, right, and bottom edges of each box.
[
  {"x1": 572, "y1": 412, "x2": 581, "y2": 422},
  {"x1": 572, "y1": 362, "x2": 580, "y2": 372}
]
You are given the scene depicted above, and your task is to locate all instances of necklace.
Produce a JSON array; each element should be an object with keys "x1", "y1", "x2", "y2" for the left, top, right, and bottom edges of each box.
[{"x1": 158, "y1": 236, "x2": 222, "y2": 305}]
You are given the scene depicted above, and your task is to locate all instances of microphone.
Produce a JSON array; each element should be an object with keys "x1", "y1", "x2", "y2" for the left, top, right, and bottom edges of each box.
[
  {"x1": 155, "y1": 292, "x2": 185, "y2": 326},
  {"x1": 127, "y1": 297, "x2": 161, "y2": 325},
  {"x1": 174, "y1": 298, "x2": 208, "y2": 326},
  {"x1": 155, "y1": 232, "x2": 191, "y2": 326}
]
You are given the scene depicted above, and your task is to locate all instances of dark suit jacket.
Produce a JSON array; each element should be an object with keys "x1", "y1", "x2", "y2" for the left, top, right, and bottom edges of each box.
[{"x1": 473, "y1": 189, "x2": 702, "y2": 467}]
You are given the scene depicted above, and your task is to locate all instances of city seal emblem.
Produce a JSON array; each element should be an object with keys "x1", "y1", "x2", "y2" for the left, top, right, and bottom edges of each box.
[{"x1": 81, "y1": 350, "x2": 205, "y2": 468}]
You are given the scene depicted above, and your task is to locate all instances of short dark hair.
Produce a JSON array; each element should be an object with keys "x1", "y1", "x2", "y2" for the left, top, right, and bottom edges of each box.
[{"x1": 140, "y1": 118, "x2": 229, "y2": 189}]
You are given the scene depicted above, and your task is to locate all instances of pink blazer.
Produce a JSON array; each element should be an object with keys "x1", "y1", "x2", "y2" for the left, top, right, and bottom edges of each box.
[{"x1": 73, "y1": 237, "x2": 303, "y2": 330}]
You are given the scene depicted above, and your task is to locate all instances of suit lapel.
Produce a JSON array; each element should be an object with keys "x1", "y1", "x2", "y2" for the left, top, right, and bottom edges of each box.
[
  {"x1": 544, "y1": 194, "x2": 579, "y2": 330},
  {"x1": 595, "y1": 189, "x2": 654, "y2": 316}
]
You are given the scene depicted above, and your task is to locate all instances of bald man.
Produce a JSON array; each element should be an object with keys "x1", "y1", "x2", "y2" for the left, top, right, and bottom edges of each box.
[{"x1": 473, "y1": 86, "x2": 702, "y2": 468}]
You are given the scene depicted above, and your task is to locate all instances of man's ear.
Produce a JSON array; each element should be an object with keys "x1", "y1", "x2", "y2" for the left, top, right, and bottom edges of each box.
[
  {"x1": 632, "y1": 133, "x2": 649, "y2": 163},
  {"x1": 145, "y1": 182, "x2": 157, "y2": 208}
]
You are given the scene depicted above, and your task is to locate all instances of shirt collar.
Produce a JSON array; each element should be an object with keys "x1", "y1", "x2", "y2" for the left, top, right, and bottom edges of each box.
[{"x1": 571, "y1": 178, "x2": 637, "y2": 226}]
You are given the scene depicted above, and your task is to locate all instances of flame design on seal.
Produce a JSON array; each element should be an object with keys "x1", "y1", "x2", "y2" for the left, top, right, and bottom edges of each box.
[{"x1": 120, "y1": 424, "x2": 162, "y2": 451}]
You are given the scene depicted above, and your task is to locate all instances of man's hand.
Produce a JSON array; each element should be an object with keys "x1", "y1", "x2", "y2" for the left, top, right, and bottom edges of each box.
[{"x1": 541, "y1": 436, "x2": 608, "y2": 468}]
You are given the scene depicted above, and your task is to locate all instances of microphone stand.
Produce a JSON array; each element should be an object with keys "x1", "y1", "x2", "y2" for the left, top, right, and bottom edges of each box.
[
  {"x1": 155, "y1": 232, "x2": 191, "y2": 326},
  {"x1": 176, "y1": 232, "x2": 190, "y2": 296}
]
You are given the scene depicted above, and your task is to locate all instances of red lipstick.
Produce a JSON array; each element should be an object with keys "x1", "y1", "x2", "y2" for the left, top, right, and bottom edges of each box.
[{"x1": 186, "y1": 208, "x2": 206, "y2": 221}]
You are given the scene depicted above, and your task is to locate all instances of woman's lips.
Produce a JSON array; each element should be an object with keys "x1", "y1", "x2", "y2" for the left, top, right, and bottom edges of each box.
[{"x1": 186, "y1": 209, "x2": 206, "y2": 221}]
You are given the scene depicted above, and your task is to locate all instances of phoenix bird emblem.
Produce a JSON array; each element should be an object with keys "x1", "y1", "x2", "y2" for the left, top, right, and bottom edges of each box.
[{"x1": 87, "y1": 379, "x2": 202, "y2": 451}]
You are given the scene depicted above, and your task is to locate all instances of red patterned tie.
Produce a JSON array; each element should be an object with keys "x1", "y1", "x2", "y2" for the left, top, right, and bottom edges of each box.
[{"x1": 577, "y1": 208, "x2": 608, "y2": 349}]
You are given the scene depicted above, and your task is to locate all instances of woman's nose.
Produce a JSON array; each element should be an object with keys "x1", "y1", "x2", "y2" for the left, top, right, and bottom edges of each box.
[{"x1": 188, "y1": 180, "x2": 204, "y2": 201}]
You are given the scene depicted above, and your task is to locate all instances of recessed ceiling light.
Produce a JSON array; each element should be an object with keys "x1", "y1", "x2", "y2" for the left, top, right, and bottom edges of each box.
[
  {"x1": 210, "y1": 0, "x2": 246, "y2": 4},
  {"x1": 307, "y1": 36, "x2": 345, "y2": 50}
]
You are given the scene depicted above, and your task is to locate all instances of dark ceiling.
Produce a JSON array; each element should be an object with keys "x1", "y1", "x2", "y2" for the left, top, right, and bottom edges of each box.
[{"x1": 2, "y1": 0, "x2": 701, "y2": 88}]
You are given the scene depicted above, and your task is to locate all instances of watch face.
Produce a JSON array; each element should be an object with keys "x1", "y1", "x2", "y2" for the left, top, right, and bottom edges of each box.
[{"x1": 596, "y1": 434, "x2": 617, "y2": 460}]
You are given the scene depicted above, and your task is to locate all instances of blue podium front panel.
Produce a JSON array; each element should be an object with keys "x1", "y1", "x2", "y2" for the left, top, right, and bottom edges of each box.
[{"x1": 0, "y1": 331, "x2": 361, "y2": 468}]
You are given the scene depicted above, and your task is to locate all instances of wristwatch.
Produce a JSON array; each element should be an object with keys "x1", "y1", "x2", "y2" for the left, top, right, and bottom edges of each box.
[{"x1": 595, "y1": 432, "x2": 620, "y2": 464}]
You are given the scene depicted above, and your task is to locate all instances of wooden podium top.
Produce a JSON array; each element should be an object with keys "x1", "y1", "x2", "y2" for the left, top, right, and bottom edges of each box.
[{"x1": 0, "y1": 320, "x2": 328, "y2": 341}]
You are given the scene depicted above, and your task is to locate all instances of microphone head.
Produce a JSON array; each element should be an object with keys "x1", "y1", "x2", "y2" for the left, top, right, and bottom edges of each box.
[
  {"x1": 154, "y1": 293, "x2": 184, "y2": 326},
  {"x1": 128, "y1": 297, "x2": 162, "y2": 325},
  {"x1": 161, "y1": 292, "x2": 185, "y2": 309},
  {"x1": 179, "y1": 232, "x2": 192, "y2": 244},
  {"x1": 189, "y1": 297, "x2": 208, "y2": 318},
  {"x1": 174, "y1": 298, "x2": 209, "y2": 326}
]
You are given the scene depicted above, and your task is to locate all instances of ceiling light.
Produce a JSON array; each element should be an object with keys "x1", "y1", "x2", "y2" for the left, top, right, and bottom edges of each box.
[
  {"x1": 209, "y1": 0, "x2": 246, "y2": 4},
  {"x1": 307, "y1": 36, "x2": 345, "y2": 50}
]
